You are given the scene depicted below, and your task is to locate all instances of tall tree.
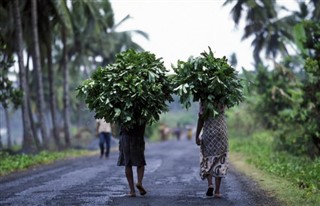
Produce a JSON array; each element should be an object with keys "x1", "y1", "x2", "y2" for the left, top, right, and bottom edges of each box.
[
  {"x1": 62, "y1": 27, "x2": 71, "y2": 147},
  {"x1": 223, "y1": 0, "x2": 294, "y2": 63},
  {"x1": 13, "y1": 0, "x2": 34, "y2": 152},
  {"x1": 31, "y1": 0, "x2": 49, "y2": 149},
  {"x1": 65, "y1": 1, "x2": 148, "y2": 128},
  {"x1": 224, "y1": 0, "x2": 320, "y2": 64},
  {"x1": 44, "y1": 11, "x2": 62, "y2": 150},
  {"x1": 51, "y1": 0, "x2": 74, "y2": 147}
]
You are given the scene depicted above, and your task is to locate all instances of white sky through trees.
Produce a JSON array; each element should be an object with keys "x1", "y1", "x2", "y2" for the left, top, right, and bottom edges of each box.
[{"x1": 110, "y1": 0, "x2": 300, "y2": 72}]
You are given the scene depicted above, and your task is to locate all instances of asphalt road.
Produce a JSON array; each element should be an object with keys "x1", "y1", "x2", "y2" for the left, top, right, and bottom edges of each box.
[{"x1": 0, "y1": 139, "x2": 280, "y2": 206}]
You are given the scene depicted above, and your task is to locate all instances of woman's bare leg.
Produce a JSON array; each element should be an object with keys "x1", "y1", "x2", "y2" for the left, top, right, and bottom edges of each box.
[
  {"x1": 136, "y1": 166, "x2": 147, "y2": 195},
  {"x1": 137, "y1": 166, "x2": 145, "y2": 185},
  {"x1": 215, "y1": 177, "x2": 222, "y2": 196},
  {"x1": 207, "y1": 174, "x2": 213, "y2": 187},
  {"x1": 125, "y1": 166, "x2": 135, "y2": 196},
  {"x1": 206, "y1": 174, "x2": 214, "y2": 196}
]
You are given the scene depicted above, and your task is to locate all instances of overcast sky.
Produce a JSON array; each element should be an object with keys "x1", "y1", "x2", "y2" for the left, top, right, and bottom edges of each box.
[
  {"x1": 110, "y1": 0, "x2": 255, "y2": 72},
  {"x1": 110, "y1": 0, "x2": 300, "y2": 72}
]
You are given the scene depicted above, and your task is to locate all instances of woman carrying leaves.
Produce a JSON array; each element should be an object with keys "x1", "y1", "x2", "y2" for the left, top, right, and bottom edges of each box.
[
  {"x1": 172, "y1": 47, "x2": 243, "y2": 198},
  {"x1": 78, "y1": 49, "x2": 173, "y2": 197},
  {"x1": 117, "y1": 123, "x2": 147, "y2": 197},
  {"x1": 195, "y1": 101, "x2": 227, "y2": 198}
]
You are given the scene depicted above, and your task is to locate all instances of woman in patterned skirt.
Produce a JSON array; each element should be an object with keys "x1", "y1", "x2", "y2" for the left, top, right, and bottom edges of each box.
[{"x1": 195, "y1": 101, "x2": 228, "y2": 198}]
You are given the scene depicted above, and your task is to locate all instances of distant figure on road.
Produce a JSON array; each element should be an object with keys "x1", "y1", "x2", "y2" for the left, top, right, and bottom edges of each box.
[
  {"x1": 195, "y1": 101, "x2": 228, "y2": 198},
  {"x1": 187, "y1": 126, "x2": 193, "y2": 140},
  {"x1": 173, "y1": 123, "x2": 181, "y2": 141},
  {"x1": 159, "y1": 123, "x2": 170, "y2": 141},
  {"x1": 96, "y1": 118, "x2": 112, "y2": 159},
  {"x1": 117, "y1": 124, "x2": 147, "y2": 197}
]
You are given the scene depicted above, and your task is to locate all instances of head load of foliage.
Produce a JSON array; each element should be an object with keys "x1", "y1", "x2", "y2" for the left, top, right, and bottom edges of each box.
[
  {"x1": 172, "y1": 47, "x2": 244, "y2": 118},
  {"x1": 77, "y1": 49, "x2": 173, "y2": 129}
]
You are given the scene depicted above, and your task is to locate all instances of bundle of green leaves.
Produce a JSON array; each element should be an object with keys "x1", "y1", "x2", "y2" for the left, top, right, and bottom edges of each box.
[
  {"x1": 172, "y1": 47, "x2": 244, "y2": 118},
  {"x1": 77, "y1": 49, "x2": 173, "y2": 129}
]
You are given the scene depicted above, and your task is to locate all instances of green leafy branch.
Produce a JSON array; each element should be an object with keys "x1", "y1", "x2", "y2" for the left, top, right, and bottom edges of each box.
[
  {"x1": 172, "y1": 47, "x2": 244, "y2": 118},
  {"x1": 77, "y1": 49, "x2": 173, "y2": 129}
]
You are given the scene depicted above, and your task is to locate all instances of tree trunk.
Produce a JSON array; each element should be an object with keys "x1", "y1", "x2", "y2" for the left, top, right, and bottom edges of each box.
[
  {"x1": 4, "y1": 107, "x2": 12, "y2": 149},
  {"x1": 31, "y1": 0, "x2": 49, "y2": 149},
  {"x1": 27, "y1": 96, "x2": 42, "y2": 150},
  {"x1": 26, "y1": 53, "x2": 41, "y2": 150},
  {"x1": 25, "y1": 54, "x2": 41, "y2": 149},
  {"x1": 62, "y1": 28, "x2": 71, "y2": 147},
  {"x1": 46, "y1": 17, "x2": 62, "y2": 150},
  {"x1": 13, "y1": 0, "x2": 34, "y2": 153}
]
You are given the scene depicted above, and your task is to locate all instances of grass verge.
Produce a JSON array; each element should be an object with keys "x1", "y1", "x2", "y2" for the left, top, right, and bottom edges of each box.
[
  {"x1": 0, "y1": 149, "x2": 95, "y2": 176},
  {"x1": 229, "y1": 130, "x2": 320, "y2": 206}
]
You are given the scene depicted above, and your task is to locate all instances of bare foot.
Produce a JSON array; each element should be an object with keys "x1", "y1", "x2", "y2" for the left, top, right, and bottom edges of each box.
[
  {"x1": 127, "y1": 192, "x2": 136, "y2": 197},
  {"x1": 136, "y1": 184, "x2": 147, "y2": 195},
  {"x1": 214, "y1": 193, "x2": 222, "y2": 198}
]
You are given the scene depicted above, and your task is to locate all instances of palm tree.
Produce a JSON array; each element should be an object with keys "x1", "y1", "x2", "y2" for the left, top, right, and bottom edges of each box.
[
  {"x1": 13, "y1": 0, "x2": 34, "y2": 152},
  {"x1": 224, "y1": 0, "x2": 320, "y2": 64},
  {"x1": 42, "y1": 3, "x2": 62, "y2": 149},
  {"x1": 65, "y1": 1, "x2": 148, "y2": 126},
  {"x1": 50, "y1": 0, "x2": 74, "y2": 147},
  {"x1": 31, "y1": 0, "x2": 49, "y2": 149},
  {"x1": 223, "y1": 0, "x2": 293, "y2": 63},
  {"x1": 61, "y1": 27, "x2": 71, "y2": 147},
  {"x1": 2, "y1": 0, "x2": 149, "y2": 151}
]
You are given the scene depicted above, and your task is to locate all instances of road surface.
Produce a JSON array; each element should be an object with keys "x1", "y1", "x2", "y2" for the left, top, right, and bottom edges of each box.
[{"x1": 0, "y1": 139, "x2": 279, "y2": 206}]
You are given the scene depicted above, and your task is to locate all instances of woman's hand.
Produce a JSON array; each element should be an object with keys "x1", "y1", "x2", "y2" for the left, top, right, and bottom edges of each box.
[{"x1": 195, "y1": 136, "x2": 201, "y2": 146}]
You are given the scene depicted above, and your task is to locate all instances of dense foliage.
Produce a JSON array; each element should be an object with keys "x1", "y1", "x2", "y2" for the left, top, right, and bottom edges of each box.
[
  {"x1": 300, "y1": 21, "x2": 320, "y2": 156},
  {"x1": 0, "y1": 41, "x2": 22, "y2": 109},
  {"x1": 249, "y1": 21, "x2": 320, "y2": 157},
  {"x1": 172, "y1": 47, "x2": 244, "y2": 118},
  {"x1": 224, "y1": 0, "x2": 320, "y2": 158},
  {"x1": 77, "y1": 49, "x2": 173, "y2": 129}
]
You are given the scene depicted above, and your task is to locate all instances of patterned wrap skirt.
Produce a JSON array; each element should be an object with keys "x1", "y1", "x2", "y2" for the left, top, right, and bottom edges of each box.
[{"x1": 200, "y1": 114, "x2": 228, "y2": 180}]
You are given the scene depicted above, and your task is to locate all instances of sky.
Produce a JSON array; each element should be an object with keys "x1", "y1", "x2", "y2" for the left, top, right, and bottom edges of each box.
[{"x1": 109, "y1": 0, "x2": 254, "y2": 72}]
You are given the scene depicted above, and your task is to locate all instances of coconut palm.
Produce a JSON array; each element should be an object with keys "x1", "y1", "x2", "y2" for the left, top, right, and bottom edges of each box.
[
  {"x1": 224, "y1": 0, "x2": 320, "y2": 64},
  {"x1": 1, "y1": 0, "x2": 149, "y2": 151},
  {"x1": 31, "y1": 0, "x2": 49, "y2": 148},
  {"x1": 64, "y1": 1, "x2": 149, "y2": 127},
  {"x1": 223, "y1": 0, "x2": 293, "y2": 63},
  {"x1": 13, "y1": 0, "x2": 34, "y2": 152}
]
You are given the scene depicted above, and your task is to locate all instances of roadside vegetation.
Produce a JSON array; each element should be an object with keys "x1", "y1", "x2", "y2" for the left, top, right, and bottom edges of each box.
[
  {"x1": 229, "y1": 131, "x2": 320, "y2": 206},
  {"x1": 0, "y1": 149, "x2": 92, "y2": 176},
  {"x1": 227, "y1": 105, "x2": 320, "y2": 206},
  {"x1": 222, "y1": 1, "x2": 320, "y2": 205}
]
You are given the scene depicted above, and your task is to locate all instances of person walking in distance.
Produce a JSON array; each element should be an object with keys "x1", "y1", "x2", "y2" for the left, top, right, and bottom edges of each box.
[
  {"x1": 195, "y1": 101, "x2": 228, "y2": 198},
  {"x1": 96, "y1": 118, "x2": 112, "y2": 159}
]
